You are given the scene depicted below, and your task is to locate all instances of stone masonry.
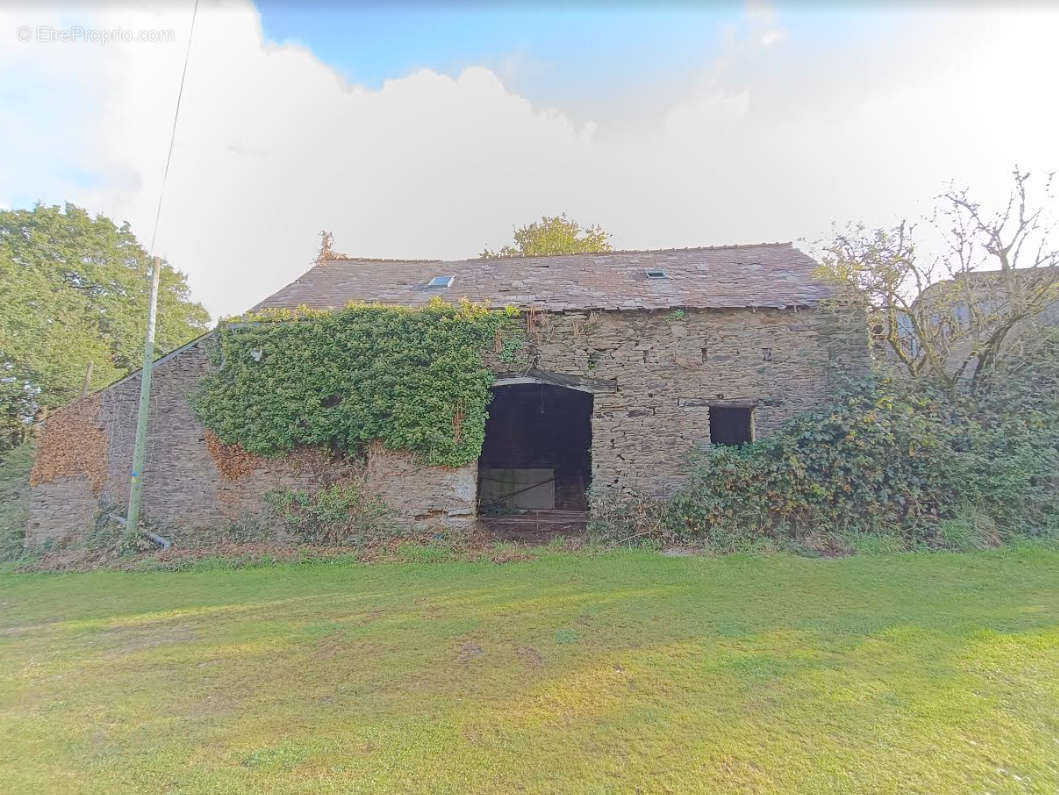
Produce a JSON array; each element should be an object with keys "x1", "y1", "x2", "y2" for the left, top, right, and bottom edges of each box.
[
  {"x1": 530, "y1": 305, "x2": 867, "y2": 495},
  {"x1": 26, "y1": 302, "x2": 867, "y2": 547}
]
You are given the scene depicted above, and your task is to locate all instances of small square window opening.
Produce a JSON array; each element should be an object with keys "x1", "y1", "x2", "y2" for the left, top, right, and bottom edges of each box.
[
  {"x1": 709, "y1": 406, "x2": 753, "y2": 446},
  {"x1": 645, "y1": 268, "x2": 668, "y2": 279},
  {"x1": 428, "y1": 275, "x2": 455, "y2": 288}
]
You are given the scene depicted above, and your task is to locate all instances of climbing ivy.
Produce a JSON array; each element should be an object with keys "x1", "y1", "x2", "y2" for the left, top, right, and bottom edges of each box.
[{"x1": 190, "y1": 300, "x2": 523, "y2": 467}]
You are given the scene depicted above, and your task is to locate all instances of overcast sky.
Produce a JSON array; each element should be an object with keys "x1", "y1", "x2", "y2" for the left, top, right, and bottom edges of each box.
[{"x1": 2, "y1": 1, "x2": 1057, "y2": 320}]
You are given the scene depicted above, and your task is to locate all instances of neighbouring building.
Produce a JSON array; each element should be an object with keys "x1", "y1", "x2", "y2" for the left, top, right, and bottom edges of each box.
[
  {"x1": 890, "y1": 266, "x2": 1059, "y2": 374},
  {"x1": 27, "y1": 242, "x2": 869, "y2": 546}
]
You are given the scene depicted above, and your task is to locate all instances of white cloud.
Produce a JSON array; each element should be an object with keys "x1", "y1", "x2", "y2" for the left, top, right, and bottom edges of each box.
[
  {"x1": 760, "y1": 30, "x2": 785, "y2": 47},
  {"x1": 2, "y1": 2, "x2": 1058, "y2": 320},
  {"x1": 745, "y1": 1, "x2": 786, "y2": 48}
]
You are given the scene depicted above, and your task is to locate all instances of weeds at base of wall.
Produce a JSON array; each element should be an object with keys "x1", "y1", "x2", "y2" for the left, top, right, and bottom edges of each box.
[
  {"x1": 8, "y1": 504, "x2": 159, "y2": 571},
  {"x1": 79, "y1": 502, "x2": 163, "y2": 558},
  {"x1": 262, "y1": 482, "x2": 401, "y2": 545},
  {"x1": 588, "y1": 500, "x2": 1040, "y2": 557},
  {"x1": 83, "y1": 522, "x2": 150, "y2": 558},
  {"x1": 159, "y1": 483, "x2": 405, "y2": 549},
  {"x1": 587, "y1": 488, "x2": 670, "y2": 547},
  {"x1": 589, "y1": 493, "x2": 1055, "y2": 556},
  {"x1": 936, "y1": 506, "x2": 1005, "y2": 552}
]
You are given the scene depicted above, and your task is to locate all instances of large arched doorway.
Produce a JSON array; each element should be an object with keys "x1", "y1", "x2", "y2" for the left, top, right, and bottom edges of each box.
[{"x1": 477, "y1": 382, "x2": 592, "y2": 515}]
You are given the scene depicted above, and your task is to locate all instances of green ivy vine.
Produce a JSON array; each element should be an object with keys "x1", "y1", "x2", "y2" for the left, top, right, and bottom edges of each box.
[{"x1": 190, "y1": 299, "x2": 524, "y2": 467}]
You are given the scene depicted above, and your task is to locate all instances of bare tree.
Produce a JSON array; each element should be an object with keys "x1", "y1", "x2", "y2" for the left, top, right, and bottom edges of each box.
[{"x1": 821, "y1": 169, "x2": 1059, "y2": 391}]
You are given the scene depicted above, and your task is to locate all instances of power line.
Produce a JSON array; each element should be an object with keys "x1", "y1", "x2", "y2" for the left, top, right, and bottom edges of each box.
[
  {"x1": 148, "y1": 0, "x2": 200, "y2": 256},
  {"x1": 128, "y1": 0, "x2": 200, "y2": 538}
]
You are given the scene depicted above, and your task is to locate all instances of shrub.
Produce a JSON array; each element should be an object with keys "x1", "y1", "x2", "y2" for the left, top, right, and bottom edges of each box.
[
  {"x1": 0, "y1": 443, "x2": 33, "y2": 561},
  {"x1": 667, "y1": 380, "x2": 970, "y2": 544},
  {"x1": 603, "y1": 332, "x2": 1059, "y2": 549},
  {"x1": 264, "y1": 482, "x2": 397, "y2": 545}
]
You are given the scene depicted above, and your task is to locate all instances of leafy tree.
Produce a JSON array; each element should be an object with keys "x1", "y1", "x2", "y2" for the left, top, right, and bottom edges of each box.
[
  {"x1": 0, "y1": 203, "x2": 209, "y2": 448},
  {"x1": 820, "y1": 169, "x2": 1059, "y2": 390},
  {"x1": 481, "y1": 213, "x2": 612, "y2": 258}
]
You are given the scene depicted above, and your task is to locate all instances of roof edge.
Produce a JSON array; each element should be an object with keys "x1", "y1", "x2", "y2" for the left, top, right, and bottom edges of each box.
[
  {"x1": 91, "y1": 331, "x2": 214, "y2": 396},
  {"x1": 320, "y1": 241, "x2": 795, "y2": 266}
]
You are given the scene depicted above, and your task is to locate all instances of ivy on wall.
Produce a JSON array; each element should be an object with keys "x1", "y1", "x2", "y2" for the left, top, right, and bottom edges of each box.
[
  {"x1": 30, "y1": 393, "x2": 107, "y2": 494},
  {"x1": 190, "y1": 300, "x2": 524, "y2": 468}
]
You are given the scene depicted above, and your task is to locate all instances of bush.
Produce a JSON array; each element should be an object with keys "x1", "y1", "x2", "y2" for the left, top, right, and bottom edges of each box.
[
  {"x1": 667, "y1": 381, "x2": 969, "y2": 544},
  {"x1": 603, "y1": 333, "x2": 1059, "y2": 549},
  {"x1": 264, "y1": 482, "x2": 397, "y2": 545},
  {"x1": 0, "y1": 443, "x2": 33, "y2": 561}
]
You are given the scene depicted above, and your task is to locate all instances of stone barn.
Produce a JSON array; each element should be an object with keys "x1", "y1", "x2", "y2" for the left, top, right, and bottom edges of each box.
[{"x1": 26, "y1": 242, "x2": 868, "y2": 546}]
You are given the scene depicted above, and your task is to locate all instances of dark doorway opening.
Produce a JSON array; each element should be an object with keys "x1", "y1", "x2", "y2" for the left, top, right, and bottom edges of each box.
[
  {"x1": 478, "y1": 384, "x2": 593, "y2": 513},
  {"x1": 709, "y1": 406, "x2": 754, "y2": 446}
]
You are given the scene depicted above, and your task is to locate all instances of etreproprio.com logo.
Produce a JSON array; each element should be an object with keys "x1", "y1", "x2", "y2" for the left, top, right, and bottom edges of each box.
[{"x1": 16, "y1": 25, "x2": 176, "y2": 45}]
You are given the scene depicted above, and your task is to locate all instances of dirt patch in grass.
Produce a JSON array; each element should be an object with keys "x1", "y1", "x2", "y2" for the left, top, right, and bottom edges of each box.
[
  {"x1": 515, "y1": 645, "x2": 544, "y2": 668},
  {"x1": 312, "y1": 631, "x2": 350, "y2": 661},
  {"x1": 456, "y1": 642, "x2": 485, "y2": 665},
  {"x1": 100, "y1": 622, "x2": 196, "y2": 655}
]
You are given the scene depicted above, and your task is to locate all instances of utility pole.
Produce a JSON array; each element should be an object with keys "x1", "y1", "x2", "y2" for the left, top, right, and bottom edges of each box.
[
  {"x1": 80, "y1": 361, "x2": 94, "y2": 399},
  {"x1": 127, "y1": 256, "x2": 161, "y2": 535}
]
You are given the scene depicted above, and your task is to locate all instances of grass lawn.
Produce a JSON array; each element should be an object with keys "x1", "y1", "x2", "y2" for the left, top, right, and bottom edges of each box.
[{"x1": 1, "y1": 548, "x2": 1057, "y2": 793}]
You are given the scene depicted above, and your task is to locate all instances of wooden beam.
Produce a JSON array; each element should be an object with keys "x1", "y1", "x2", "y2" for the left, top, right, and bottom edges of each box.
[{"x1": 492, "y1": 368, "x2": 617, "y2": 394}]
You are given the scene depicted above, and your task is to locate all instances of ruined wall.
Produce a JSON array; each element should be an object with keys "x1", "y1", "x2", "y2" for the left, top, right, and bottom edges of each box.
[{"x1": 26, "y1": 304, "x2": 867, "y2": 545}]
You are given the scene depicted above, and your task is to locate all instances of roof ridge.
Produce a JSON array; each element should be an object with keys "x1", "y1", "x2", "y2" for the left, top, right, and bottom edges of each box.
[
  {"x1": 321, "y1": 241, "x2": 793, "y2": 266},
  {"x1": 323, "y1": 255, "x2": 444, "y2": 263}
]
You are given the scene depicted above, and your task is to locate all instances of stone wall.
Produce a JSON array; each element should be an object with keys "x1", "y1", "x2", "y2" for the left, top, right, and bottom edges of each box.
[
  {"x1": 366, "y1": 442, "x2": 477, "y2": 529},
  {"x1": 28, "y1": 394, "x2": 108, "y2": 545},
  {"x1": 26, "y1": 340, "x2": 480, "y2": 546},
  {"x1": 526, "y1": 304, "x2": 868, "y2": 496},
  {"x1": 26, "y1": 304, "x2": 868, "y2": 546},
  {"x1": 27, "y1": 478, "x2": 100, "y2": 548}
]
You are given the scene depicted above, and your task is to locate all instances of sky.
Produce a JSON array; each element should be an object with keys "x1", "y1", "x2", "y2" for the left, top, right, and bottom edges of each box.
[{"x1": 1, "y1": 1, "x2": 1058, "y2": 320}]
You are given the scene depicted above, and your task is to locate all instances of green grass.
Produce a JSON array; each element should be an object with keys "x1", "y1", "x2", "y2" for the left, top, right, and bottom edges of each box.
[{"x1": 1, "y1": 548, "x2": 1058, "y2": 793}]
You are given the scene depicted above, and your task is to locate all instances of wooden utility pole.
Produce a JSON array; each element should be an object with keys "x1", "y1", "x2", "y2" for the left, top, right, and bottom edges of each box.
[
  {"x1": 127, "y1": 256, "x2": 161, "y2": 535},
  {"x1": 80, "y1": 361, "x2": 94, "y2": 398}
]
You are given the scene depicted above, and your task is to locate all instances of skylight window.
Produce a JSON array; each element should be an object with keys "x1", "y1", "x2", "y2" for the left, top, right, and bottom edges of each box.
[
  {"x1": 645, "y1": 268, "x2": 668, "y2": 279},
  {"x1": 427, "y1": 275, "x2": 454, "y2": 288}
]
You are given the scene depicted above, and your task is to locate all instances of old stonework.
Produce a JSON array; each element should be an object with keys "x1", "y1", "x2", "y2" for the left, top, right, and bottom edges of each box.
[{"x1": 26, "y1": 243, "x2": 869, "y2": 546}]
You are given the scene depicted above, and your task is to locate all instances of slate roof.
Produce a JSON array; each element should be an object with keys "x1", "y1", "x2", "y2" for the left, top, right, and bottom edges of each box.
[
  {"x1": 252, "y1": 242, "x2": 831, "y2": 313},
  {"x1": 919, "y1": 265, "x2": 1059, "y2": 300}
]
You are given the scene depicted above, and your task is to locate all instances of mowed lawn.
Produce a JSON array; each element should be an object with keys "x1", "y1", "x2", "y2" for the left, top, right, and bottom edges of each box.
[{"x1": 1, "y1": 549, "x2": 1058, "y2": 793}]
